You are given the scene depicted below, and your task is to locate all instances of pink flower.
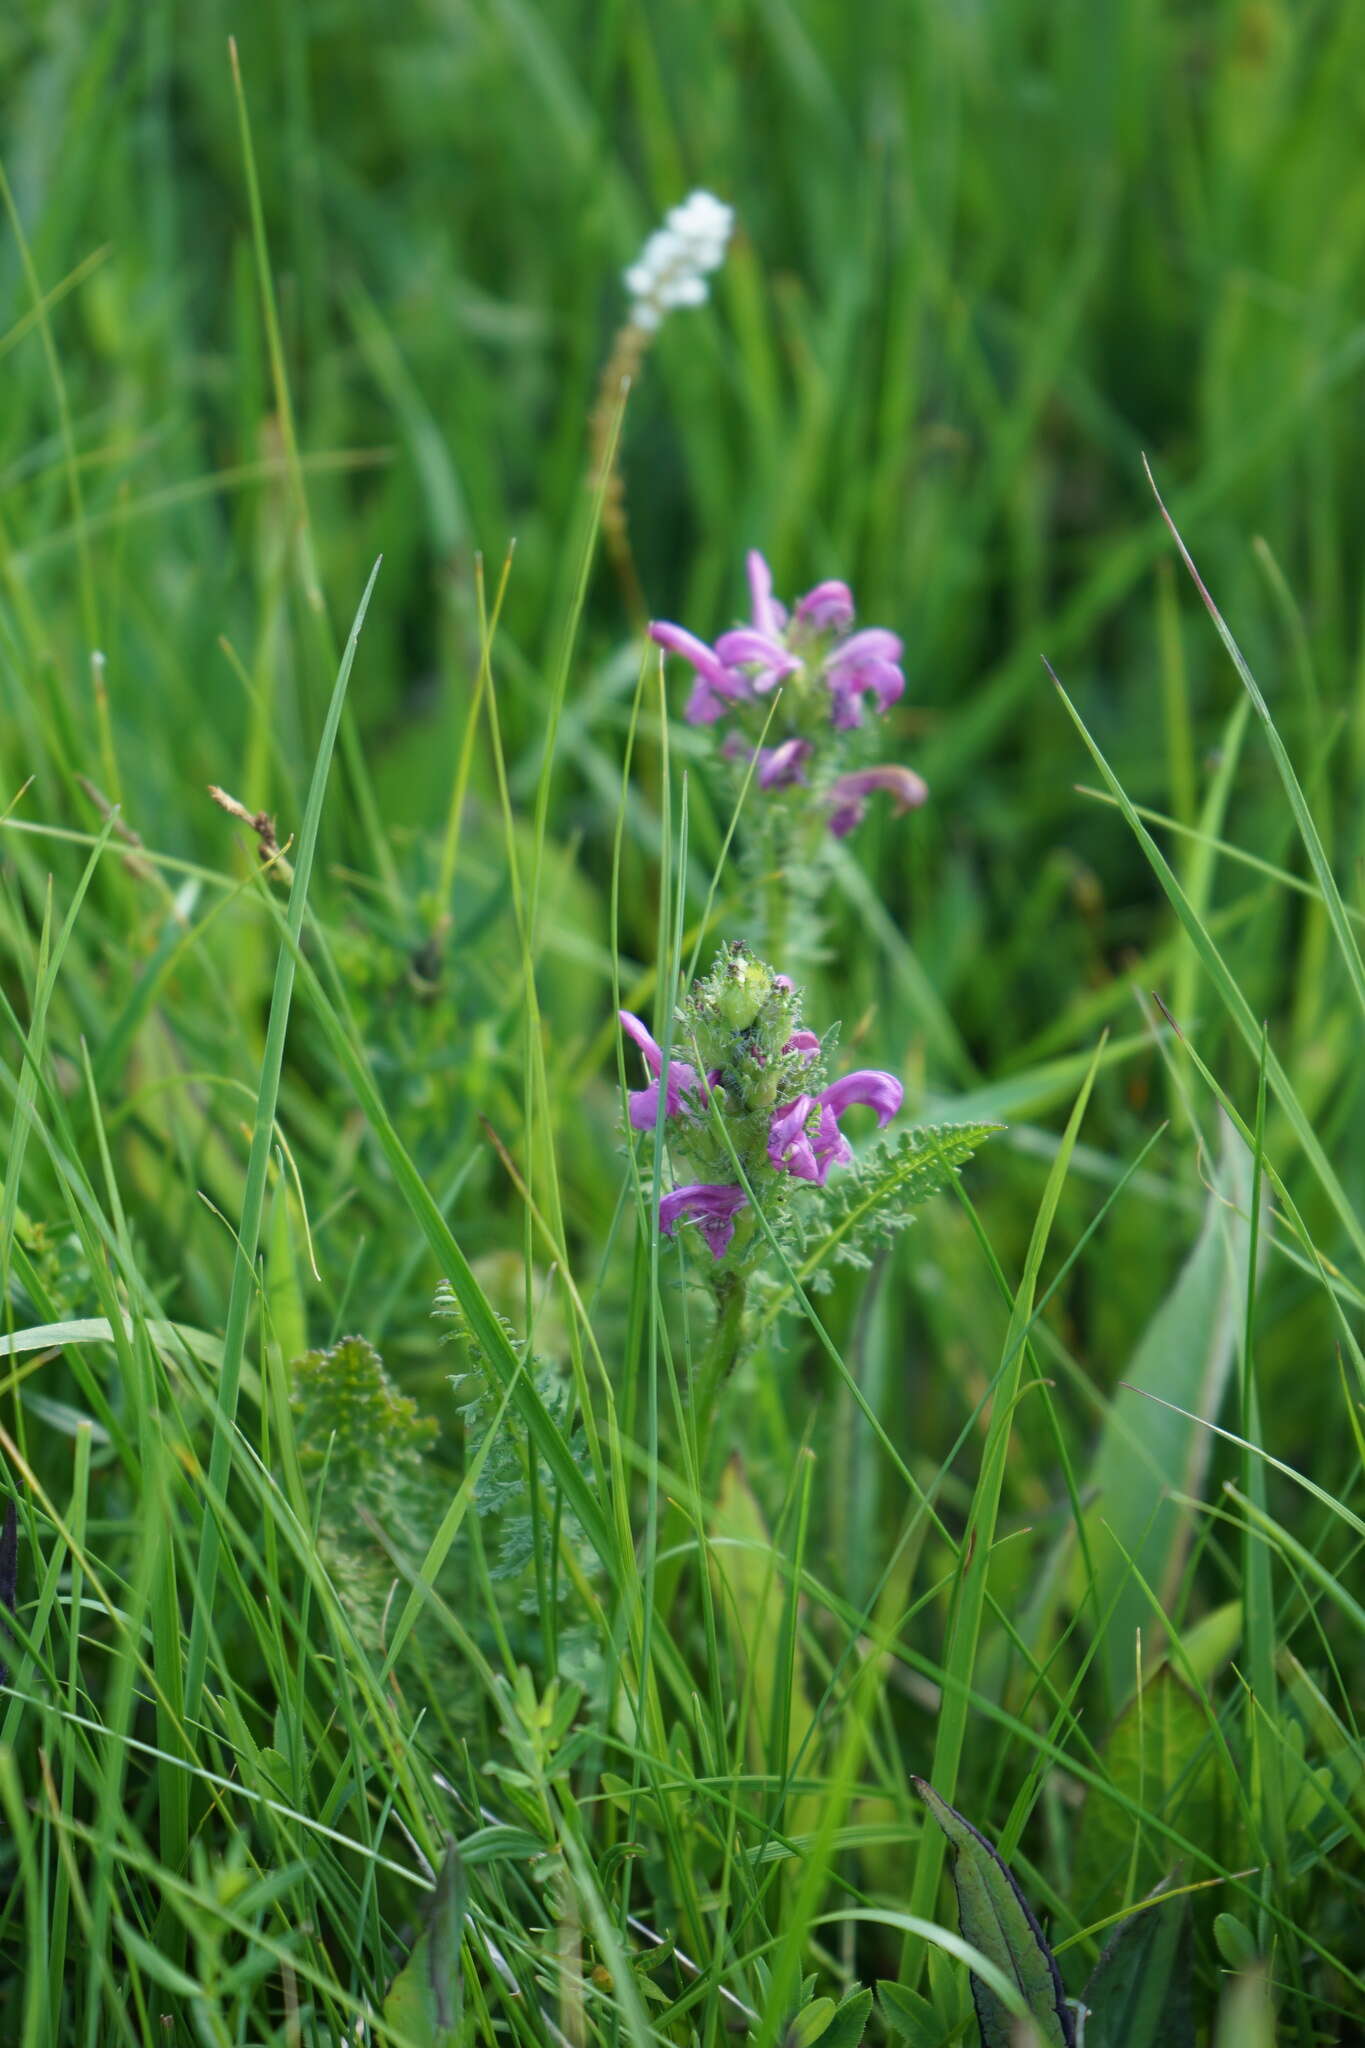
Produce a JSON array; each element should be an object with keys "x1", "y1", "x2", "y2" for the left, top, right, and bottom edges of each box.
[
  {"x1": 826, "y1": 629, "x2": 906, "y2": 728},
  {"x1": 826, "y1": 763, "x2": 928, "y2": 838},
  {"x1": 821, "y1": 1070, "x2": 904, "y2": 1125},
  {"x1": 767, "y1": 1094, "x2": 820, "y2": 1181},
  {"x1": 649, "y1": 552, "x2": 925, "y2": 836},
  {"x1": 658, "y1": 1182, "x2": 748, "y2": 1258},
  {"x1": 770, "y1": 1068, "x2": 904, "y2": 1185},
  {"x1": 721, "y1": 734, "x2": 813, "y2": 788},
  {"x1": 757, "y1": 737, "x2": 813, "y2": 788},
  {"x1": 713, "y1": 626, "x2": 801, "y2": 694},
  {"x1": 796, "y1": 580, "x2": 855, "y2": 631},
  {"x1": 649, "y1": 622, "x2": 748, "y2": 726},
  {"x1": 746, "y1": 549, "x2": 789, "y2": 641},
  {"x1": 619, "y1": 1010, "x2": 706, "y2": 1130}
]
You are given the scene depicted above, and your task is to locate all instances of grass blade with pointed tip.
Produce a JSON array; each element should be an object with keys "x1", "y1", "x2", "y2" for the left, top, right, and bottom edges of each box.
[
  {"x1": 1146, "y1": 459, "x2": 1365, "y2": 1031},
  {"x1": 185, "y1": 556, "x2": 382, "y2": 1720}
]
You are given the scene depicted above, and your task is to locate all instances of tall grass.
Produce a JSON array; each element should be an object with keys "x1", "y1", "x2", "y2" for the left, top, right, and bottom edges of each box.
[{"x1": 0, "y1": 3, "x2": 1363, "y2": 2042}]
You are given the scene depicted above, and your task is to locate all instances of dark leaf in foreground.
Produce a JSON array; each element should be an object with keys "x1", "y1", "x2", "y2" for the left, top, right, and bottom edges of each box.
[
  {"x1": 913, "y1": 1778, "x2": 1075, "y2": 2048},
  {"x1": 1081, "y1": 1877, "x2": 1193, "y2": 2047}
]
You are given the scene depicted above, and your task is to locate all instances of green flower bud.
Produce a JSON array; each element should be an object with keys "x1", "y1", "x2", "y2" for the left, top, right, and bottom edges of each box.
[
  {"x1": 748, "y1": 1069, "x2": 779, "y2": 1108},
  {"x1": 717, "y1": 958, "x2": 769, "y2": 1031}
]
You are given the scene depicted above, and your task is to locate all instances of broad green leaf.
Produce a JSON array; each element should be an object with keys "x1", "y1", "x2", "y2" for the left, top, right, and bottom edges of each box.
[
  {"x1": 1075, "y1": 1668, "x2": 1227, "y2": 1923},
  {"x1": 1212, "y1": 1912, "x2": 1258, "y2": 1973},
  {"x1": 913, "y1": 1780, "x2": 1075, "y2": 2047},
  {"x1": 1178, "y1": 1602, "x2": 1242, "y2": 1689},
  {"x1": 114, "y1": 1918, "x2": 203, "y2": 2001},
  {"x1": 1080, "y1": 1883, "x2": 1193, "y2": 2048},
  {"x1": 0, "y1": 1314, "x2": 222, "y2": 1367},
  {"x1": 1086, "y1": 1126, "x2": 1251, "y2": 1702},
  {"x1": 1277, "y1": 1649, "x2": 1365, "y2": 1823}
]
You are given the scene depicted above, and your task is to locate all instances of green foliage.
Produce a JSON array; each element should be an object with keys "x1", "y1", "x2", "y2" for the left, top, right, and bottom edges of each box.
[
  {"x1": 914, "y1": 1780, "x2": 1075, "y2": 2048},
  {"x1": 1085, "y1": 1133, "x2": 1251, "y2": 1703},
  {"x1": 290, "y1": 1333, "x2": 447, "y2": 1659},
  {"x1": 439, "y1": 1280, "x2": 570, "y2": 1557},
  {"x1": 1074, "y1": 1666, "x2": 1234, "y2": 1927},
  {"x1": 816, "y1": 1121, "x2": 1002, "y2": 1275},
  {"x1": 876, "y1": 1981, "x2": 944, "y2": 2046},
  {"x1": 380, "y1": 1841, "x2": 468, "y2": 2048},
  {"x1": 1080, "y1": 1886, "x2": 1194, "y2": 2048}
]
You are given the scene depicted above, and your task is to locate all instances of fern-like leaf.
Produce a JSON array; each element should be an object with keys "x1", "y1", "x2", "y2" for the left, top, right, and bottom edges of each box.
[
  {"x1": 808, "y1": 1121, "x2": 1001, "y2": 1277},
  {"x1": 291, "y1": 1335, "x2": 449, "y2": 1661}
]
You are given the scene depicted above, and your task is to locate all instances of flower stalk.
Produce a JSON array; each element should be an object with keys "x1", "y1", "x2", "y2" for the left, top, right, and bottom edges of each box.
[{"x1": 590, "y1": 191, "x2": 734, "y2": 618}]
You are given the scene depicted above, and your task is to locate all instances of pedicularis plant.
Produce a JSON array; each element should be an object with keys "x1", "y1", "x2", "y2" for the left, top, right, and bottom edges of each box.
[
  {"x1": 620, "y1": 944, "x2": 996, "y2": 1389},
  {"x1": 652, "y1": 553, "x2": 928, "y2": 964}
]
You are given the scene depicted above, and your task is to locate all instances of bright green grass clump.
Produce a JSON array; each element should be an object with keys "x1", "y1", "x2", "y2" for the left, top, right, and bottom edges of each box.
[{"x1": 0, "y1": 4, "x2": 1363, "y2": 2044}]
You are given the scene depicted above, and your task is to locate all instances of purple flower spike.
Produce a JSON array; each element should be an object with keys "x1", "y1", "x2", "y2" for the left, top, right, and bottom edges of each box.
[
  {"x1": 620, "y1": 1010, "x2": 704, "y2": 1129},
  {"x1": 659, "y1": 1182, "x2": 748, "y2": 1258},
  {"x1": 826, "y1": 763, "x2": 929, "y2": 838},
  {"x1": 756, "y1": 737, "x2": 813, "y2": 789},
  {"x1": 768, "y1": 1094, "x2": 820, "y2": 1181},
  {"x1": 796, "y1": 580, "x2": 855, "y2": 632}
]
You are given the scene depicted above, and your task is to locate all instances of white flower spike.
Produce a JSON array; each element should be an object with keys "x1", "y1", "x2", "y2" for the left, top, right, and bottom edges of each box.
[{"x1": 624, "y1": 189, "x2": 734, "y2": 332}]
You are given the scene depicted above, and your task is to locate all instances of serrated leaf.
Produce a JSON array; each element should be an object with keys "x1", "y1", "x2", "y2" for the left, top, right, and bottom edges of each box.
[
  {"x1": 1081, "y1": 1882, "x2": 1193, "y2": 2048},
  {"x1": 913, "y1": 1780, "x2": 1075, "y2": 2048},
  {"x1": 877, "y1": 1980, "x2": 943, "y2": 2046},
  {"x1": 803, "y1": 1122, "x2": 1000, "y2": 1280},
  {"x1": 814, "y1": 1986, "x2": 873, "y2": 2047}
]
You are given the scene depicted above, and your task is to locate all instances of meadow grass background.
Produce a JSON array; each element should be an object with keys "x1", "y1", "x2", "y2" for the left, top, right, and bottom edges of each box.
[{"x1": 1, "y1": 1, "x2": 1364, "y2": 2042}]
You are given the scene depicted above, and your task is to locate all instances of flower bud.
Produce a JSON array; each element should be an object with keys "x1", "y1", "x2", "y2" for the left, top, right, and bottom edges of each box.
[
  {"x1": 748, "y1": 1069, "x2": 779, "y2": 1108},
  {"x1": 717, "y1": 958, "x2": 768, "y2": 1031}
]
